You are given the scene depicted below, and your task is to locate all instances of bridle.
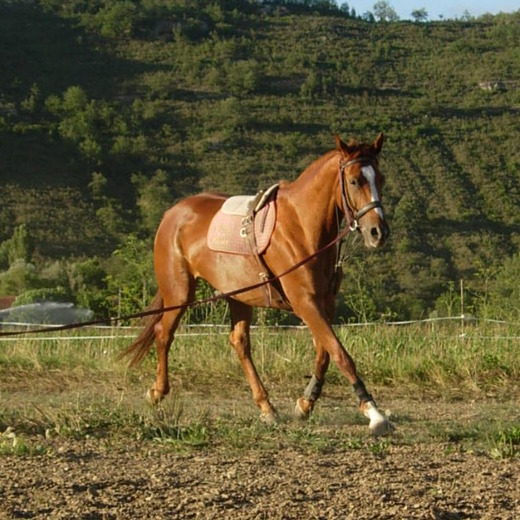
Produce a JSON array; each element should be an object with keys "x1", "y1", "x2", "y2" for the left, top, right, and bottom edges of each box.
[{"x1": 338, "y1": 156, "x2": 384, "y2": 231}]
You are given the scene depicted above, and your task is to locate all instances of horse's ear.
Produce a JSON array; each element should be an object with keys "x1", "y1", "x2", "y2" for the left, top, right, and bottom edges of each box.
[
  {"x1": 373, "y1": 132, "x2": 384, "y2": 154},
  {"x1": 334, "y1": 133, "x2": 344, "y2": 152},
  {"x1": 335, "y1": 134, "x2": 355, "y2": 156}
]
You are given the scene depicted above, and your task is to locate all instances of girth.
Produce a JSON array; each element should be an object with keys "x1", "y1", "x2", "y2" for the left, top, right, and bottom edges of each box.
[{"x1": 240, "y1": 185, "x2": 291, "y2": 309}]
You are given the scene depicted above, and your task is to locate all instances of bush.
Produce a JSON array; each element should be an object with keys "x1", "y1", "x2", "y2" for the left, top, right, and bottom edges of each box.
[
  {"x1": 14, "y1": 287, "x2": 72, "y2": 306},
  {"x1": 0, "y1": 260, "x2": 37, "y2": 295},
  {"x1": 481, "y1": 254, "x2": 520, "y2": 321}
]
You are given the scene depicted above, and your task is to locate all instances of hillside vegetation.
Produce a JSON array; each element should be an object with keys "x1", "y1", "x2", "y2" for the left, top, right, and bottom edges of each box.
[{"x1": 1, "y1": 0, "x2": 520, "y2": 322}]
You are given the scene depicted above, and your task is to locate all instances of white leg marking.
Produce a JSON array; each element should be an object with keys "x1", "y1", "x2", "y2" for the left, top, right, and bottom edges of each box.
[
  {"x1": 361, "y1": 166, "x2": 384, "y2": 219},
  {"x1": 363, "y1": 401, "x2": 394, "y2": 436}
]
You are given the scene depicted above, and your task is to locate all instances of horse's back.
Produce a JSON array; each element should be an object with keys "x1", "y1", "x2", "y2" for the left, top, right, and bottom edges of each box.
[
  {"x1": 153, "y1": 193, "x2": 223, "y2": 261},
  {"x1": 157, "y1": 193, "x2": 226, "y2": 236}
]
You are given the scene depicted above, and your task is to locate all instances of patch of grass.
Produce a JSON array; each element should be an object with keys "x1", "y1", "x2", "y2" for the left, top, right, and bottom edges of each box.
[
  {"x1": 2, "y1": 322, "x2": 520, "y2": 397},
  {"x1": 0, "y1": 332, "x2": 126, "y2": 370},
  {"x1": 488, "y1": 426, "x2": 520, "y2": 460},
  {"x1": 134, "y1": 396, "x2": 212, "y2": 448},
  {"x1": 1, "y1": 322, "x2": 520, "y2": 457},
  {"x1": 420, "y1": 401, "x2": 520, "y2": 458},
  {"x1": 367, "y1": 438, "x2": 391, "y2": 457},
  {"x1": 0, "y1": 427, "x2": 46, "y2": 456},
  {"x1": 335, "y1": 322, "x2": 520, "y2": 395}
]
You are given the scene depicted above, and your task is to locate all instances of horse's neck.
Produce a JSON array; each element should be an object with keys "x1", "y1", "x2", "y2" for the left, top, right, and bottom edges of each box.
[{"x1": 283, "y1": 153, "x2": 340, "y2": 238}]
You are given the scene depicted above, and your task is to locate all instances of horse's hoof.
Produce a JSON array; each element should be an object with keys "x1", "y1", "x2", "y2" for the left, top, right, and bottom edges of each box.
[
  {"x1": 362, "y1": 401, "x2": 394, "y2": 437},
  {"x1": 146, "y1": 388, "x2": 165, "y2": 404},
  {"x1": 259, "y1": 410, "x2": 278, "y2": 425},
  {"x1": 370, "y1": 416, "x2": 394, "y2": 437},
  {"x1": 294, "y1": 397, "x2": 313, "y2": 420}
]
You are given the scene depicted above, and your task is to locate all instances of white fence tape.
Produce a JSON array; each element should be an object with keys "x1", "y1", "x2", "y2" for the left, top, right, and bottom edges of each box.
[{"x1": 2, "y1": 316, "x2": 520, "y2": 342}]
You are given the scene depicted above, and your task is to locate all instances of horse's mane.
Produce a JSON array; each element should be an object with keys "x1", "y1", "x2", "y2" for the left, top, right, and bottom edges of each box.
[{"x1": 280, "y1": 138, "x2": 378, "y2": 191}]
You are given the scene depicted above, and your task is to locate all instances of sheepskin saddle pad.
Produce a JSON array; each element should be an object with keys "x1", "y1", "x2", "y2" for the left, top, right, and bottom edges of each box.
[{"x1": 207, "y1": 185, "x2": 279, "y2": 255}]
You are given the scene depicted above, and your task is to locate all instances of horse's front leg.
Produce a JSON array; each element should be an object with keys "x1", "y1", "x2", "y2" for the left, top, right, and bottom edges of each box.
[
  {"x1": 296, "y1": 301, "x2": 393, "y2": 436},
  {"x1": 295, "y1": 294, "x2": 334, "y2": 419},
  {"x1": 332, "y1": 340, "x2": 392, "y2": 436},
  {"x1": 294, "y1": 339, "x2": 329, "y2": 418}
]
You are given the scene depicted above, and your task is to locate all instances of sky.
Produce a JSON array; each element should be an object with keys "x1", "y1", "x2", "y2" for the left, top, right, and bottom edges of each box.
[{"x1": 348, "y1": 0, "x2": 519, "y2": 20}]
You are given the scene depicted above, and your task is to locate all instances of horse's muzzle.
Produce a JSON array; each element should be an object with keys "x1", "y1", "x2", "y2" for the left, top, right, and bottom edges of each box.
[{"x1": 364, "y1": 219, "x2": 389, "y2": 248}]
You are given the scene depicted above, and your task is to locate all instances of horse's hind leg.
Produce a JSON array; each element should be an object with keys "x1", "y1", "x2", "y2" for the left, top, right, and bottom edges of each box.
[
  {"x1": 228, "y1": 300, "x2": 277, "y2": 424},
  {"x1": 148, "y1": 268, "x2": 195, "y2": 403},
  {"x1": 148, "y1": 306, "x2": 186, "y2": 403}
]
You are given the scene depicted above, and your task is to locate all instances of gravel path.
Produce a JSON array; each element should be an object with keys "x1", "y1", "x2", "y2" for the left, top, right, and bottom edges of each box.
[{"x1": 2, "y1": 440, "x2": 519, "y2": 519}]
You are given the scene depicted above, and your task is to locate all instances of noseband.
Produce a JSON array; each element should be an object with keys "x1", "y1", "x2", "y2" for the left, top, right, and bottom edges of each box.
[{"x1": 339, "y1": 157, "x2": 384, "y2": 231}]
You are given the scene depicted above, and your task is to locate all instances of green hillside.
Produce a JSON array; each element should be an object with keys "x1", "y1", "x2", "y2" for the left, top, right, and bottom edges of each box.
[{"x1": 1, "y1": 0, "x2": 520, "y2": 321}]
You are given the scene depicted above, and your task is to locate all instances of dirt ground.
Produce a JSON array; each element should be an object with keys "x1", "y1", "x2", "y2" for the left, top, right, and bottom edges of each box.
[
  {"x1": 1, "y1": 433, "x2": 519, "y2": 519},
  {"x1": 1, "y1": 371, "x2": 519, "y2": 519}
]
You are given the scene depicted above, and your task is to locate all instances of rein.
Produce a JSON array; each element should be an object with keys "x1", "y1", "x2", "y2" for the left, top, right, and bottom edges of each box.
[{"x1": 0, "y1": 225, "x2": 351, "y2": 338}]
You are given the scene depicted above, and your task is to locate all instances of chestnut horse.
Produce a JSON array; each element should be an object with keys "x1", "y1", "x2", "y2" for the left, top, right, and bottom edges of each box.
[{"x1": 122, "y1": 133, "x2": 393, "y2": 435}]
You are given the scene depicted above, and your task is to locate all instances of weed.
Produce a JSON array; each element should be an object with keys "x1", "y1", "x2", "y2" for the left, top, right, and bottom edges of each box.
[
  {"x1": 0, "y1": 427, "x2": 45, "y2": 456},
  {"x1": 368, "y1": 438, "x2": 391, "y2": 457},
  {"x1": 489, "y1": 426, "x2": 520, "y2": 459},
  {"x1": 152, "y1": 423, "x2": 210, "y2": 448}
]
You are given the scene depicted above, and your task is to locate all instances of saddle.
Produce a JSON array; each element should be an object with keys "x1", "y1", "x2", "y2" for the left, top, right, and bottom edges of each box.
[
  {"x1": 207, "y1": 184, "x2": 288, "y2": 307},
  {"x1": 207, "y1": 184, "x2": 279, "y2": 256}
]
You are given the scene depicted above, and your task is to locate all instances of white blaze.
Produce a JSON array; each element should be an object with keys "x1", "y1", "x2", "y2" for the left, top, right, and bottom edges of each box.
[{"x1": 361, "y1": 166, "x2": 384, "y2": 219}]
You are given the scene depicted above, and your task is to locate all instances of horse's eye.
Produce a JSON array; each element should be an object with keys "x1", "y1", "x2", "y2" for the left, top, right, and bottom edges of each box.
[{"x1": 349, "y1": 178, "x2": 358, "y2": 186}]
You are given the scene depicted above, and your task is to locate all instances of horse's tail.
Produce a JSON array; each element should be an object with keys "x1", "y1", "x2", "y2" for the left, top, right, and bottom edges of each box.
[{"x1": 118, "y1": 292, "x2": 163, "y2": 367}]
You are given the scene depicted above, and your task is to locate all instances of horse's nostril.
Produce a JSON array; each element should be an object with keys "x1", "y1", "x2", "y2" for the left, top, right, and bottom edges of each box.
[{"x1": 371, "y1": 227, "x2": 381, "y2": 239}]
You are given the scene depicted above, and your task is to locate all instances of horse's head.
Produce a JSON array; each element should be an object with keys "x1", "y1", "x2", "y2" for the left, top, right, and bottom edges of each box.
[{"x1": 335, "y1": 132, "x2": 389, "y2": 248}]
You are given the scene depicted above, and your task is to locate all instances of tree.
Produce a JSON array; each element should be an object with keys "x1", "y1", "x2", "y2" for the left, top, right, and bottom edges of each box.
[
  {"x1": 0, "y1": 225, "x2": 33, "y2": 267},
  {"x1": 88, "y1": 172, "x2": 127, "y2": 238},
  {"x1": 391, "y1": 193, "x2": 427, "y2": 252},
  {"x1": 106, "y1": 234, "x2": 155, "y2": 319},
  {"x1": 411, "y1": 8, "x2": 428, "y2": 22},
  {"x1": 373, "y1": 1, "x2": 399, "y2": 21},
  {"x1": 339, "y1": 2, "x2": 351, "y2": 16},
  {"x1": 68, "y1": 257, "x2": 112, "y2": 318},
  {"x1": 0, "y1": 260, "x2": 37, "y2": 295},
  {"x1": 480, "y1": 253, "x2": 520, "y2": 321},
  {"x1": 132, "y1": 170, "x2": 172, "y2": 234},
  {"x1": 62, "y1": 86, "x2": 88, "y2": 112},
  {"x1": 300, "y1": 70, "x2": 322, "y2": 99},
  {"x1": 225, "y1": 59, "x2": 260, "y2": 96},
  {"x1": 460, "y1": 10, "x2": 474, "y2": 21},
  {"x1": 93, "y1": 1, "x2": 139, "y2": 38}
]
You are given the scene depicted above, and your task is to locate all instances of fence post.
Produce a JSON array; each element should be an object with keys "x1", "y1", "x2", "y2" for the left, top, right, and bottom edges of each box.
[{"x1": 460, "y1": 279, "x2": 465, "y2": 338}]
